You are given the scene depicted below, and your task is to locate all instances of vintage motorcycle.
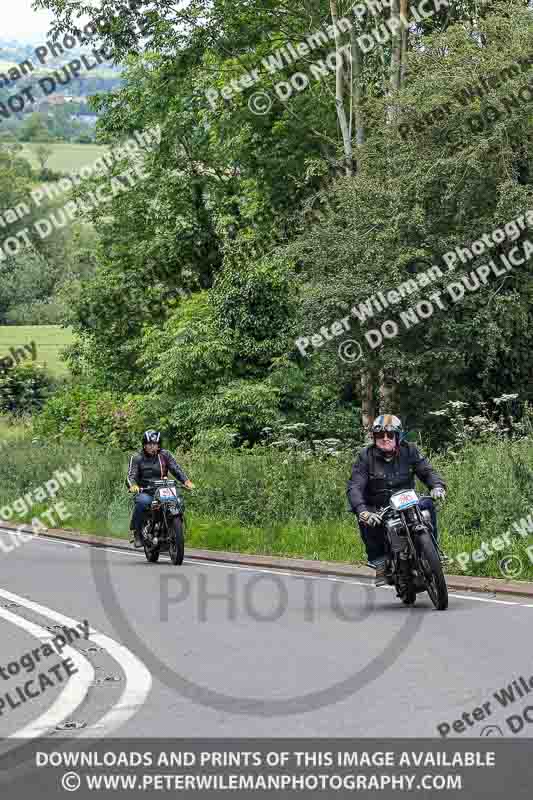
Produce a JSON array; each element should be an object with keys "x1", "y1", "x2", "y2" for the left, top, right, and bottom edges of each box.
[
  {"x1": 376, "y1": 489, "x2": 448, "y2": 610},
  {"x1": 138, "y1": 479, "x2": 186, "y2": 565}
]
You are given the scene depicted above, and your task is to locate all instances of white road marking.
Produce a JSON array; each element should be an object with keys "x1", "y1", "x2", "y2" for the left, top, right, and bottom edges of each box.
[
  {"x1": 107, "y1": 548, "x2": 377, "y2": 586},
  {"x1": 104, "y1": 546, "x2": 533, "y2": 608},
  {"x1": 0, "y1": 587, "x2": 152, "y2": 736},
  {"x1": 4, "y1": 527, "x2": 533, "y2": 608},
  {"x1": 0, "y1": 529, "x2": 81, "y2": 549},
  {"x1": 446, "y1": 592, "x2": 533, "y2": 608},
  {"x1": 0, "y1": 605, "x2": 94, "y2": 738}
]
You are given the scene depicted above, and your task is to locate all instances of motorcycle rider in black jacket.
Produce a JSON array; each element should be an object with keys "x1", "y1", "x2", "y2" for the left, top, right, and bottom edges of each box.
[
  {"x1": 127, "y1": 430, "x2": 194, "y2": 547},
  {"x1": 347, "y1": 415, "x2": 446, "y2": 573}
]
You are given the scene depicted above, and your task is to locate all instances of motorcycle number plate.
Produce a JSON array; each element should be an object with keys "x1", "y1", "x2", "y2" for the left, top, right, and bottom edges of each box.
[
  {"x1": 390, "y1": 490, "x2": 418, "y2": 510},
  {"x1": 159, "y1": 488, "x2": 176, "y2": 498}
]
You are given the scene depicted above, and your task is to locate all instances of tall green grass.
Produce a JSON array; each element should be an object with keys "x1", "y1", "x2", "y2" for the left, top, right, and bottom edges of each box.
[{"x1": 0, "y1": 425, "x2": 532, "y2": 580}]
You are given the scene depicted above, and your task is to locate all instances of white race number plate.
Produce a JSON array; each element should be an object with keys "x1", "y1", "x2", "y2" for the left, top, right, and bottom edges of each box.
[{"x1": 390, "y1": 490, "x2": 419, "y2": 510}]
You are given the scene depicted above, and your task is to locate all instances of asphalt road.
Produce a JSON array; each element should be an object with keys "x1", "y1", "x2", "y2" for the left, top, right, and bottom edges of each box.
[{"x1": 1, "y1": 527, "x2": 533, "y2": 740}]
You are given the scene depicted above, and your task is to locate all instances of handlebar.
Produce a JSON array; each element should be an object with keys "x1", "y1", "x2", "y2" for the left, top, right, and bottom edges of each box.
[
  {"x1": 375, "y1": 494, "x2": 438, "y2": 522},
  {"x1": 135, "y1": 481, "x2": 194, "y2": 493}
]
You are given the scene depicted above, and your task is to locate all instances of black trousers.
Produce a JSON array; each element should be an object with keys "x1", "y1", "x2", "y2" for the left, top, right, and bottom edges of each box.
[{"x1": 358, "y1": 519, "x2": 387, "y2": 562}]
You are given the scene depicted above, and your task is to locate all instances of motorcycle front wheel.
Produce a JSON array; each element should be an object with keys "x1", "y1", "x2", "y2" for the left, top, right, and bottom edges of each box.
[
  {"x1": 417, "y1": 533, "x2": 448, "y2": 610},
  {"x1": 169, "y1": 516, "x2": 185, "y2": 566}
]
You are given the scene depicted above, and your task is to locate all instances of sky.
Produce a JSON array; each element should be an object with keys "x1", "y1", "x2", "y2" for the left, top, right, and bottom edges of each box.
[{"x1": 2, "y1": 0, "x2": 55, "y2": 41}]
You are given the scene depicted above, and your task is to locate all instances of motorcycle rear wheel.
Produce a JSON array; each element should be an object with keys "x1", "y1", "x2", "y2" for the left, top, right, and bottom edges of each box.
[
  {"x1": 402, "y1": 584, "x2": 417, "y2": 606},
  {"x1": 144, "y1": 544, "x2": 160, "y2": 563},
  {"x1": 143, "y1": 521, "x2": 160, "y2": 563},
  {"x1": 417, "y1": 533, "x2": 448, "y2": 610}
]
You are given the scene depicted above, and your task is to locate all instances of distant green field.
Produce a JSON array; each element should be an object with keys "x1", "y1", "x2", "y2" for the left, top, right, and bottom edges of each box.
[
  {"x1": 21, "y1": 143, "x2": 108, "y2": 173},
  {"x1": 0, "y1": 325, "x2": 75, "y2": 376}
]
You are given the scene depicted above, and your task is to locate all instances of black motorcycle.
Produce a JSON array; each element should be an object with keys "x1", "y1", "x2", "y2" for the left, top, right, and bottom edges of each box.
[
  {"x1": 138, "y1": 479, "x2": 185, "y2": 565},
  {"x1": 376, "y1": 489, "x2": 448, "y2": 610}
]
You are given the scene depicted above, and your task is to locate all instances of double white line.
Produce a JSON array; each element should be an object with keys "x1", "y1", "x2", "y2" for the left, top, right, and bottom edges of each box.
[{"x1": 0, "y1": 586, "x2": 152, "y2": 738}]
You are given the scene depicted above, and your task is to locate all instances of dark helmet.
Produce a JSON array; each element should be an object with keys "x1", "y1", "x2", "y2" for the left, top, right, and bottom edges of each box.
[{"x1": 142, "y1": 430, "x2": 162, "y2": 448}]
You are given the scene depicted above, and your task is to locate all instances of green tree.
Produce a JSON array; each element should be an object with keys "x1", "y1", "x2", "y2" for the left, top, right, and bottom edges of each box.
[
  {"x1": 32, "y1": 0, "x2": 533, "y2": 446},
  {"x1": 287, "y1": 0, "x2": 533, "y2": 433},
  {"x1": 35, "y1": 142, "x2": 54, "y2": 172},
  {"x1": 18, "y1": 113, "x2": 52, "y2": 143}
]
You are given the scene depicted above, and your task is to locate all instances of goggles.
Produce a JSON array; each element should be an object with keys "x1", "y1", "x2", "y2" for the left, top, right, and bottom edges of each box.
[{"x1": 373, "y1": 429, "x2": 397, "y2": 439}]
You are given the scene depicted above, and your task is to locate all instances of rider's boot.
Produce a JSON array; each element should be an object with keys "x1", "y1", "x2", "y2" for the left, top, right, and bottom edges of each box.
[
  {"x1": 368, "y1": 556, "x2": 387, "y2": 585},
  {"x1": 133, "y1": 529, "x2": 143, "y2": 548}
]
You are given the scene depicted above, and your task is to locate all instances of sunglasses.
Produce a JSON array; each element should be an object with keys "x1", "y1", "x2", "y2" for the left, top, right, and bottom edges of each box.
[{"x1": 375, "y1": 431, "x2": 396, "y2": 440}]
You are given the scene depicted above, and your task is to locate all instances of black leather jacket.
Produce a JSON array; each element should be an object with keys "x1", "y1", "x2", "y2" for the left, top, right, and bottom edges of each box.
[
  {"x1": 347, "y1": 442, "x2": 446, "y2": 515},
  {"x1": 127, "y1": 448, "x2": 188, "y2": 491}
]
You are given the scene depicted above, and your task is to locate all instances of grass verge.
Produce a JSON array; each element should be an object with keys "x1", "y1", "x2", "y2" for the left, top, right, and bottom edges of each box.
[{"x1": 0, "y1": 423, "x2": 532, "y2": 581}]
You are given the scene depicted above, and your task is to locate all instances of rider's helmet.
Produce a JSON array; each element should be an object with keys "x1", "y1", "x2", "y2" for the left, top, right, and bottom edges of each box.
[
  {"x1": 371, "y1": 414, "x2": 403, "y2": 443},
  {"x1": 142, "y1": 430, "x2": 162, "y2": 449}
]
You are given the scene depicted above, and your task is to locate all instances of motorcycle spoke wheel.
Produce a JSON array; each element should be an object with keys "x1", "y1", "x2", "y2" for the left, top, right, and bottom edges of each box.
[
  {"x1": 417, "y1": 535, "x2": 448, "y2": 611},
  {"x1": 420, "y1": 559, "x2": 438, "y2": 603},
  {"x1": 402, "y1": 583, "x2": 417, "y2": 606},
  {"x1": 142, "y1": 521, "x2": 160, "y2": 563},
  {"x1": 143, "y1": 541, "x2": 160, "y2": 563},
  {"x1": 169, "y1": 516, "x2": 185, "y2": 566}
]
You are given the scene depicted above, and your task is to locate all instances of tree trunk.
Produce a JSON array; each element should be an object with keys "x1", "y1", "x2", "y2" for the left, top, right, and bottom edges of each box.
[
  {"x1": 378, "y1": 370, "x2": 399, "y2": 413},
  {"x1": 350, "y1": 28, "x2": 365, "y2": 147},
  {"x1": 388, "y1": 0, "x2": 402, "y2": 121},
  {"x1": 400, "y1": 0, "x2": 409, "y2": 84},
  {"x1": 360, "y1": 369, "x2": 377, "y2": 432},
  {"x1": 379, "y1": 0, "x2": 407, "y2": 407},
  {"x1": 329, "y1": 0, "x2": 353, "y2": 175}
]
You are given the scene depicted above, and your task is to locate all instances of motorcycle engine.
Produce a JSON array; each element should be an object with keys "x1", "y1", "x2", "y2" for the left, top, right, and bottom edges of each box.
[{"x1": 385, "y1": 517, "x2": 404, "y2": 553}]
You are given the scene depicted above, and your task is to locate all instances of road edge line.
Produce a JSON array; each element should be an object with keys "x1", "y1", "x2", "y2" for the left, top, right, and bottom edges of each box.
[{"x1": 1, "y1": 522, "x2": 532, "y2": 598}]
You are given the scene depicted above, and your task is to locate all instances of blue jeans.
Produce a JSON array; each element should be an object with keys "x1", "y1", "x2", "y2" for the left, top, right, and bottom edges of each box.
[
  {"x1": 132, "y1": 492, "x2": 154, "y2": 532},
  {"x1": 358, "y1": 497, "x2": 438, "y2": 562}
]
